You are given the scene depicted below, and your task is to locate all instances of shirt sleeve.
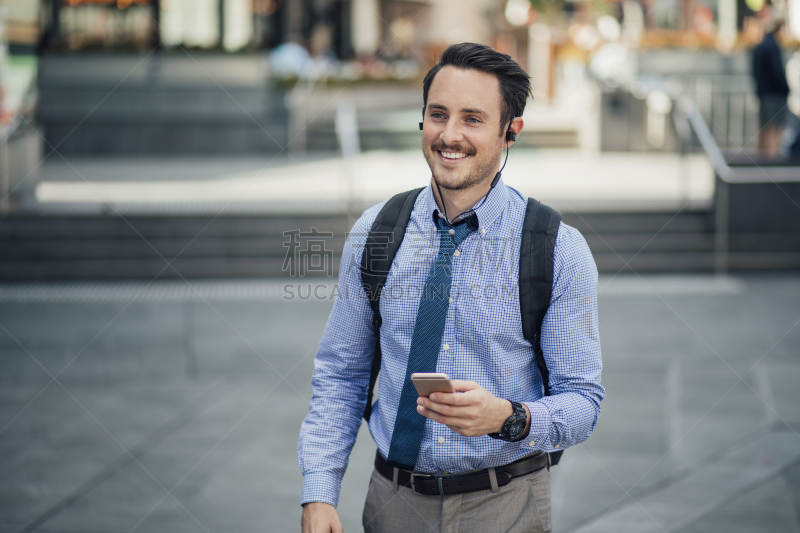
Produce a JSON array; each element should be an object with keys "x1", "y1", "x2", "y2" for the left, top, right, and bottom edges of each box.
[
  {"x1": 296, "y1": 207, "x2": 381, "y2": 507},
  {"x1": 519, "y1": 223, "x2": 604, "y2": 452}
]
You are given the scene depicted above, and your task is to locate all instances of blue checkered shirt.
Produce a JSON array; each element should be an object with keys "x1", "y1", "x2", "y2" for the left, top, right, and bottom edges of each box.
[{"x1": 297, "y1": 179, "x2": 604, "y2": 507}]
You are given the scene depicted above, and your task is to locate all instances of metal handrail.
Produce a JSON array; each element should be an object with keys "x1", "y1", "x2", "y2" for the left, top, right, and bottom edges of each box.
[
  {"x1": 676, "y1": 97, "x2": 800, "y2": 183},
  {"x1": 1, "y1": 117, "x2": 25, "y2": 216},
  {"x1": 675, "y1": 96, "x2": 800, "y2": 274},
  {"x1": 1, "y1": 117, "x2": 22, "y2": 141}
]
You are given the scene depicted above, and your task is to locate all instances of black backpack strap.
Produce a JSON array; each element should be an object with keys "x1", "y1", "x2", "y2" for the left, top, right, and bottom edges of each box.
[
  {"x1": 519, "y1": 197, "x2": 562, "y2": 464},
  {"x1": 360, "y1": 187, "x2": 425, "y2": 421}
]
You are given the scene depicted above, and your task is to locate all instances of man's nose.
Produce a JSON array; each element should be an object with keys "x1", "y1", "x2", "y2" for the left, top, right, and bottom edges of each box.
[{"x1": 440, "y1": 118, "x2": 465, "y2": 145}]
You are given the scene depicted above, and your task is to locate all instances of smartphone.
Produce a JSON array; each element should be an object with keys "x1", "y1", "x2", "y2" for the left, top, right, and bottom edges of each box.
[{"x1": 411, "y1": 373, "x2": 455, "y2": 397}]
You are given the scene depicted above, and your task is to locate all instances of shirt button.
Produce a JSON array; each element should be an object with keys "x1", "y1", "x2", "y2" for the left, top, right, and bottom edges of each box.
[
  {"x1": 453, "y1": 250, "x2": 460, "y2": 257},
  {"x1": 443, "y1": 344, "x2": 449, "y2": 351},
  {"x1": 529, "y1": 440, "x2": 536, "y2": 447},
  {"x1": 438, "y1": 437, "x2": 445, "y2": 444},
  {"x1": 448, "y1": 229, "x2": 455, "y2": 235},
  {"x1": 480, "y1": 228, "x2": 486, "y2": 234},
  {"x1": 448, "y1": 297, "x2": 453, "y2": 303},
  {"x1": 554, "y1": 444, "x2": 560, "y2": 448}
]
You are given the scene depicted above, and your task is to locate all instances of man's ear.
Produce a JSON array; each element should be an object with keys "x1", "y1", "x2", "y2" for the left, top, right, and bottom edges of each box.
[{"x1": 507, "y1": 117, "x2": 524, "y2": 146}]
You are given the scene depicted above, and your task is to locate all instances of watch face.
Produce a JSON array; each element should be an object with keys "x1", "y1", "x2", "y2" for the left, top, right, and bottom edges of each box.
[
  {"x1": 503, "y1": 402, "x2": 527, "y2": 441},
  {"x1": 508, "y1": 414, "x2": 526, "y2": 440}
]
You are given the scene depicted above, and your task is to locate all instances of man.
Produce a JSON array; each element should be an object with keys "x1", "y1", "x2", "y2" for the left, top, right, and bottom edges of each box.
[
  {"x1": 298, "y1": 43, "x2": 604, "y2": 533},
  {"x1": 752, "y1": 10, "x2": 790, "y2": 158}
]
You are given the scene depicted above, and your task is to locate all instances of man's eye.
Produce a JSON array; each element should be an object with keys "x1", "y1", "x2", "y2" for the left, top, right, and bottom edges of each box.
[
  {"x1": 432, "y1": 113, "x2": 445, "y2": 119},
  {"x1": 467, "y1": 117, "x2": 480, "y2": 123}
]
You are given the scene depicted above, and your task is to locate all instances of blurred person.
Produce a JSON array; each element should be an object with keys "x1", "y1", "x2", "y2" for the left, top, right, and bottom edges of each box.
[
  {"x1": 298, "y1": 43, "x2": 604, "y2": 533},
  {"x1": 783, "y1": 48, "x2": 800, "y2": 156},
  {"x1": 269, "y1": 40, "x2": 313, "y2": 78},
  {"x1": 752, "y1": 9, "x2": 790, "y2": 157},
  {"x1": 309, "y1": 25, "x2": 339, "y2": 77}
]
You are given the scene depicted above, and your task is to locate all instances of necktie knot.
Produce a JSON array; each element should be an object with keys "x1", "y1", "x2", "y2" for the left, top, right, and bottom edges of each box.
[{"x1": 436, "y1": 216, "x2": 474, "y2": 247}]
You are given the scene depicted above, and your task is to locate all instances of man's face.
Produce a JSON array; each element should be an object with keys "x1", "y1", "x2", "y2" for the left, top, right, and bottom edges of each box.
[{"x1": 422, "y1": 66, "x2": 506, "y2": 192}]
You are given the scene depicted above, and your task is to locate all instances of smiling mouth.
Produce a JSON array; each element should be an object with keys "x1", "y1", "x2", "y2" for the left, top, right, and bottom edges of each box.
[{"x1": 437, "y1": 150, "x2": 470, "y2": 161}]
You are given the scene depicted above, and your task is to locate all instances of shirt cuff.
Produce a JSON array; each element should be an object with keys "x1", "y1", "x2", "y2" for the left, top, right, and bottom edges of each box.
[
  {"x1": 519, "y1": 401, "x2": 553, "y2": 451},
  {"x1": 300, "y1": 471, "x2": 342, "y2": 508}
]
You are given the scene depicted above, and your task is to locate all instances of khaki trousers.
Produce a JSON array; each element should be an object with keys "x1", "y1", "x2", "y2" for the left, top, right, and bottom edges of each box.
[{"x1": 362, "y1": 463, "x2": 552, "y2": 533}]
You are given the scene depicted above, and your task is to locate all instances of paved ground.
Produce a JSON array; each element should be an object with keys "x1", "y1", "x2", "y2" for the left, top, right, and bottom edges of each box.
[{"x1": 1, "y1": 274, "x2": 799, "y2": 533}]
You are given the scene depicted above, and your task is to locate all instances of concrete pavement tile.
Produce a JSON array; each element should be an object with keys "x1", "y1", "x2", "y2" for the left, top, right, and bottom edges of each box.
[
  {"x1": 551, "y1": 449, "x2": 640, "y2": 531},
  {"x1": 190, "y1": 301, "x2": 332, "y2": 378},
  {"x1": 569, "y1": 431, "x2": 800, "y2": 533},
  {"x1": 0, "y1": 384, "x2": 123, "y2": 526},
  {"x1": 32, "y1": 457, "x2": 172, "y2": 533},
  {"x1": 785, "y1": 462, "x2": 800, "y2": 529},
  {"x1": 679, "y1": 475, "x2": 800, "y2": 533},
  {"x1": 769, "y1": 363, "x2": 800, "y2": 426}
]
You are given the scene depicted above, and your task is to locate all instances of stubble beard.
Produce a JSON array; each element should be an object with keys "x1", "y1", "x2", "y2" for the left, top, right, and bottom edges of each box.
[{"x1": 423, "y1": 138, "x2": 505, "y2": 192}]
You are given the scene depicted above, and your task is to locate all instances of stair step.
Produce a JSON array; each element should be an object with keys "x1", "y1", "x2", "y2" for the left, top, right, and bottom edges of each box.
[
  {"x1": 0, "y1": 237, "x2": 347, "y2": 260},
  {"x1": 584, "y1": 233, "x2": 714, "y2": 253},
  {"x1": 727, "y1": 251, "x2": 800, "y2": 270},
  {"x1": 593, "y1": 252, "x2": 717, "y2": 273},
  {"x1": 0, "y1": 257, "x2": 309, "y2": 280},
  {"x1": 729, "y1": 233, "x2": 800, "y2": 252},
  {"x1": 0, "y1": 215, "x2": 350, "y2": 240},
  {"x1": 562, "y1": 212, "x2": 714, "y2": 234},
  {"x1": 0, "y1": 208, "x2": 796, "y2": 279}
]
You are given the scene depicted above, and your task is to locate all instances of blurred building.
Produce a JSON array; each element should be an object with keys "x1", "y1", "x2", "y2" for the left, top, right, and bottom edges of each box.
[{"x1": 32, "y1": 0, "x2": 499, "y2": 60}]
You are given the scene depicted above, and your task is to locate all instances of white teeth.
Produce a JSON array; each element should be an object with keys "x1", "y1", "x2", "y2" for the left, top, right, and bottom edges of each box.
[{"x1": 441, "y1": 151, "x2": 467, "y2": 159}]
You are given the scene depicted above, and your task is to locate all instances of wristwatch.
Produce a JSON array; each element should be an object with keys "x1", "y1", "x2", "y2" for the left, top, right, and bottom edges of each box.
[{"x1": 488, "y1": 401, "x2": 528, "y2": 442}]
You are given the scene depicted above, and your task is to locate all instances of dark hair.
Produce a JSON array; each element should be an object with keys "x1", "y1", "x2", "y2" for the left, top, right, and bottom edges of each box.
[{"x1": 422, "y1": 43, "x2": 532, "y2": 134}]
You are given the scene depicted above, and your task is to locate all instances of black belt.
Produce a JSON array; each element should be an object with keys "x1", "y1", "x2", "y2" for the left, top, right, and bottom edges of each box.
[{"x1": 374, "y1": 450, "x2": 548, "y2": 496}]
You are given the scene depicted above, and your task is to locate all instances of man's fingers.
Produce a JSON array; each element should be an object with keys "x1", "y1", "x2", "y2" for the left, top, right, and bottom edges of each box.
[
  {"x1": 419, "y1": 397, "x2": 455, "y2": 416},
  {"x1": 417, "y1": 405, "x2": 470, "y2": 437},
  {"x1": 418, "y1": 404, "x2": 458, "y2": 424},
  {"x1": 429, "y1": 389, "x2": 482, "y2": 406},
  {"x1": 417, "y1": 404, "x2": 443, "y2": 422},
  {"x1": 450, "y1": 379, "x2": 480, "y2": 392},
  {"x1": 418, "y1": 405, "x2": 463, "y2": 430}
]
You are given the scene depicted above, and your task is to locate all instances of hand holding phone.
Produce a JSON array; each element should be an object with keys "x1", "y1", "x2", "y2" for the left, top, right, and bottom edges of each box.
[{"x1": 411, "y1": 373, "x2": 455, "y2": 397}]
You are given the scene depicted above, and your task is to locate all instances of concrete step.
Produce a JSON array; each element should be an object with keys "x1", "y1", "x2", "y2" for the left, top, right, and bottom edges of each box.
[
  {"x1": 585, "y1": 233, "x2": 800, "y2": 255},
  {"x1": 0, "y1": 215, "x2": 350, "y2": 239},
  {"x1": 0, "y1": 257, "x2": 298, "y2": 280},
  {"x1": 594, "y1": 252, "x2": 717, "y2": 273},
  {"x1": 585, "y1": 233, "x2": 715, "y2": 254},
  {"x1": 0, "y1": 236, "x2": 347, "y2": 260},
  {"x1": 0, "y1": 208, "x2": 796, "y2": 279},
  {"x1": 18, "y1": 232, "x2": 799, "y2": 262},
  {"x1": 561, "y1": 211, "x2": 714, "y2": 235}
]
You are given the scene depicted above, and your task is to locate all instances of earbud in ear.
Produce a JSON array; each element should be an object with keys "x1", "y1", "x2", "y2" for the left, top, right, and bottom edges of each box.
[
  {"x1": 419, "y1": 122, "x2": 423, "y2": 131},
  {"x1": 507, "y1": 131, "x2": 517, "y2": 142}
]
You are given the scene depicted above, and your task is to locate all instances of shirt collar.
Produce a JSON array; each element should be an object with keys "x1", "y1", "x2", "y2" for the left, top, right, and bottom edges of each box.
[{"x1": 424, "y1": 176, "x2": 509, "y2": 232}]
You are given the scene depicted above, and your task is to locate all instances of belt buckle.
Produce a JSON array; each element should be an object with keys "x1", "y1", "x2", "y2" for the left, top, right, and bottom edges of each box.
[{"x1": 409, "y1": 472, "x2": 436, "y2": 496}]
